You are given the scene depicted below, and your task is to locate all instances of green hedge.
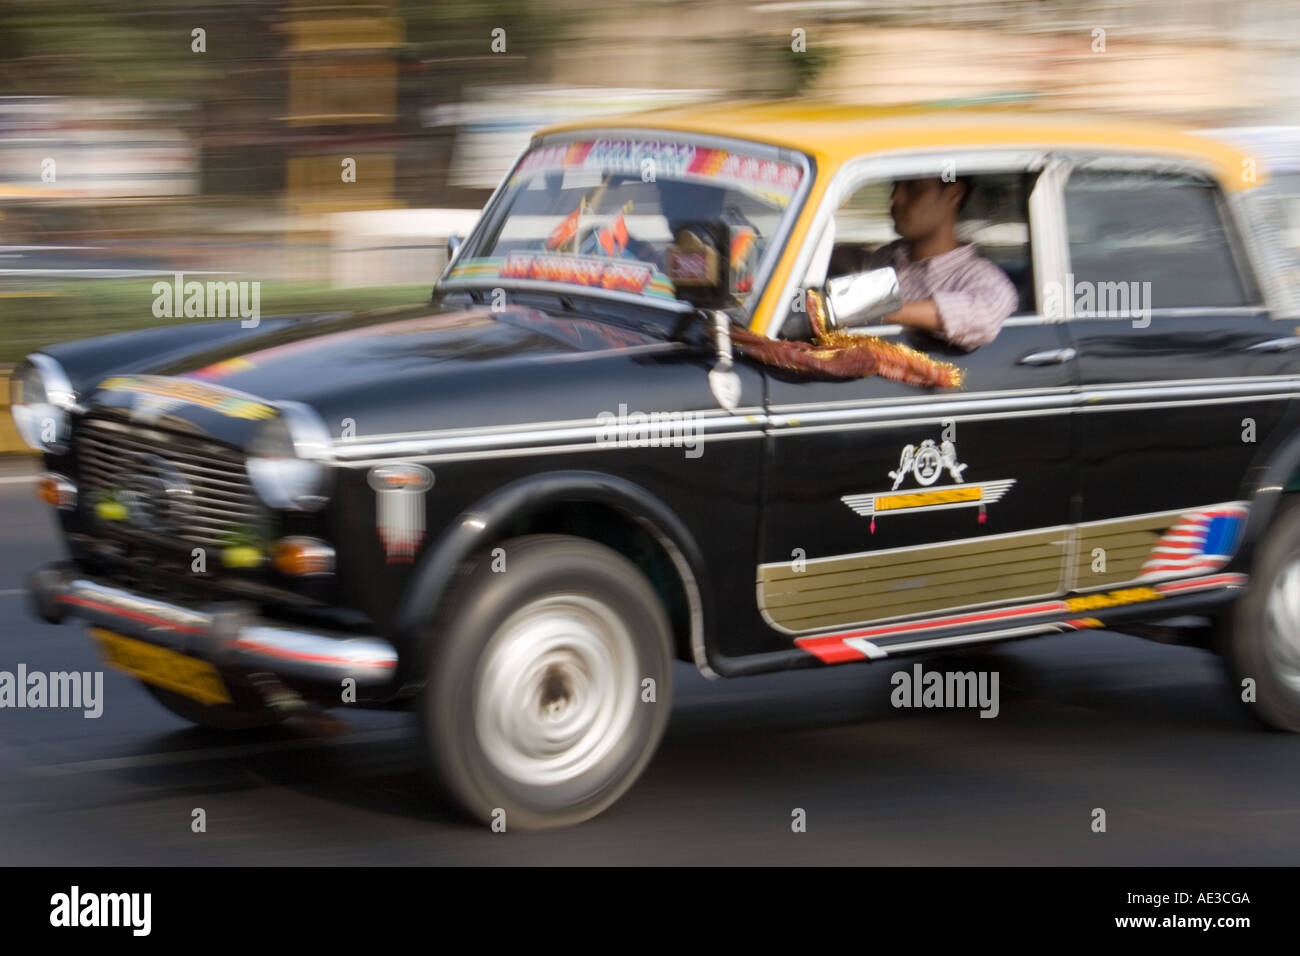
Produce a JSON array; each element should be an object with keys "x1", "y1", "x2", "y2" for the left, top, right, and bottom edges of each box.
[{"x1": 0, "y1": 280, "x2": 434, "y2": 365}]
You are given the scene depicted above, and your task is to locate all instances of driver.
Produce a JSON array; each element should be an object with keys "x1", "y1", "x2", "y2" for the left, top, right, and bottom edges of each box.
[{"x1": 840, "y1": 177, "x2": 1018, "y2": 351}]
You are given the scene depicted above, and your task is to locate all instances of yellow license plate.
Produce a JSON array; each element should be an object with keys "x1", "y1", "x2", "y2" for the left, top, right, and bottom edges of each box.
[{"x1": 90, "y1": 627, "x2": 232, "y2": 706}]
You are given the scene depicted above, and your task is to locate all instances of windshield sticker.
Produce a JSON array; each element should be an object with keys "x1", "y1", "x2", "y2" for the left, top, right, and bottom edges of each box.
[
  {"x1": 450, "y1": 255, "x2": 678, "y2": 300},
  {"x1": 512, "y1": 138, "x2": 804, "y2": 205}
]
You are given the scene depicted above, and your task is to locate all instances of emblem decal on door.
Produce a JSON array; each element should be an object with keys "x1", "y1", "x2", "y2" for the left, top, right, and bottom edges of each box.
[
  {"x1": 843, "y1": 438, "x2": 1015, "y2": 526},
  {"x1": 888, "y1": 439, "x2": 966, "y2": 489}
]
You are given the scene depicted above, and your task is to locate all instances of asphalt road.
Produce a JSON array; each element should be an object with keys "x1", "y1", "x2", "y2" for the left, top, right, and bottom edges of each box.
[{"x1": 2, "y1": 459, "x2": 1298, "y2": 865}]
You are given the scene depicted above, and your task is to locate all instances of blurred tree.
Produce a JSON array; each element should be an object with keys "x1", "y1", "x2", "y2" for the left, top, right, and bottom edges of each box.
[
  {"x1": 0, "y1": 0, "x2": 227, "y2": 100},
  {"x1": 737, "y1": 31, "x2": 837, "y2": 99},
  {"x1": 395, "y1": 0, "x2": 578, "y2": 205},
  {"x1": 398, "y1": 0, "x2": 576, "y2": 82}
]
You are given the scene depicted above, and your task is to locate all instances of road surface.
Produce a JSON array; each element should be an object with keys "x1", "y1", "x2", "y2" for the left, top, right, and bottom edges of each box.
[{"x1": 1, "y1": 460, "x2": 1296, "y2": 865}]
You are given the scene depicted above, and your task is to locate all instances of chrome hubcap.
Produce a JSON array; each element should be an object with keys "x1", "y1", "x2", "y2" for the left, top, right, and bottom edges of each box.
[
  {"x1": 475, "y1": 594, "x2": 637, "y2": 788},
  {"x1": 1263, "y1": 553, "x2": 1300, "y2": 693}
]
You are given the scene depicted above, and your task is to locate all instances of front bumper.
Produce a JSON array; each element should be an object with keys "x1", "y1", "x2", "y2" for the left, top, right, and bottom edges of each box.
[{"x1": 28, "y1": 563, "x2": 399, "y2": 692}]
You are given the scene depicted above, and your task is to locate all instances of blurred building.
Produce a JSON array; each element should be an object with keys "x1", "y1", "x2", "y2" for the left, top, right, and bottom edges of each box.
[
  {"x1": 3, "y1": 0, "x2": 1299, "y2": 286},
  {"x1": 545, "y1": 0, "x2": 1300, "y2": 126}
]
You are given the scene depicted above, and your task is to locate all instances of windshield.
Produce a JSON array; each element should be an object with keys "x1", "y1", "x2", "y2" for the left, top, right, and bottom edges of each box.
[{"x1": 443, "y1": 135, "x2": 809, "y2": 309}]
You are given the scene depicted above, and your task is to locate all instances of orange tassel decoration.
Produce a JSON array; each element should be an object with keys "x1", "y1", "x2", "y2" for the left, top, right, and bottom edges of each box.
[{"x1": 728, "y1": 290, "x2": 964, "y2": 389}]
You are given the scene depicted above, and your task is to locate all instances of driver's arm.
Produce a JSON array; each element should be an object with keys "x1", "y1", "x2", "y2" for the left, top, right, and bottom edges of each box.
[
  {"x1": 883, "y1": 299, "x2": 942, "y2": 334},
  {"x1": 885, "y1": 262, "x2": 1018, "y2": 350}
]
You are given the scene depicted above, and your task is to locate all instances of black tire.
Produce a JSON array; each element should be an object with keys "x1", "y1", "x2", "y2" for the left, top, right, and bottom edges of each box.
[
  {"x1": 1222, "y1": 499, "x2": 1300, "y2": 732},
  {"x1": 419, "y1": 534, "x2": 674, "y2": 829},
  {"x1": 142, "y1": 683, "x2": 285, "y2": 731}
]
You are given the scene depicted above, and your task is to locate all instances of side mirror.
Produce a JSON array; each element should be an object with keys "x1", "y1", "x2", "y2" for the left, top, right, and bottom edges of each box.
[
  {"x1": 446, "y1": 234, "x2": 464, "y2": 259},
  {"x1": 824, "y1": 267, "x2": 901, "y2": 330}
]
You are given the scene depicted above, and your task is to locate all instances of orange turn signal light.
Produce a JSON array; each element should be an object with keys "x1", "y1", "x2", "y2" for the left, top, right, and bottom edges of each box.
[
  {"x1": 272, "y1": 537, "x2": 335, "y2": 577},
  {"x1": 38, "y1": 473, "x2": 77, "y2": 511}
]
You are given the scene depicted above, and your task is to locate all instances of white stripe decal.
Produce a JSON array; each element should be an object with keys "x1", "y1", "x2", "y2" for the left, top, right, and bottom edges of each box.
[
  {"x1": 841, "y1": 638, "x2": 888, "y2": 659},
  {"x1": 329, "y1": 376, "x2": 1299, "y2": 462}
]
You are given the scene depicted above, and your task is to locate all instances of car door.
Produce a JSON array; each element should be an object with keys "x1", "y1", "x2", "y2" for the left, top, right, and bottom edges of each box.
[
  {"x1": 1056, "y1": 159, "x2": 1300, "y2": 593},
  {"x1": 756, "y1": 154, "x2": 1080, "y2": 646}
]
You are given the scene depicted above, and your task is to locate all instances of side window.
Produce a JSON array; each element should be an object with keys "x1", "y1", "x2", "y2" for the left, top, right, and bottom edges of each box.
[
  {"x1": 826, "y1": 172, "x2": 1035, "y2": 315},
  {"x1": 1063, "y1": 169, "x2": 1254, "y2": 310},
  {"x1": 1269, "y1": 172, "x2": 1300, "y2": 257}
]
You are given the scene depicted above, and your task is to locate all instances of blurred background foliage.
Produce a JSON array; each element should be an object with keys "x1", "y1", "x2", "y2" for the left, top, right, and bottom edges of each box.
[{"x1": 0, "y1": 1, "x2": 226, "y2": 102}]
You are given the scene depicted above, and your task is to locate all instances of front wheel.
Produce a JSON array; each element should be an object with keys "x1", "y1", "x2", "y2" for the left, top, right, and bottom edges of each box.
[
  {"x1": 1222, "y1": 499, "x2": 1300, "y2": 732},
  {"x1": 420, "y1": 535, "x2": 674, "y2": 829}
]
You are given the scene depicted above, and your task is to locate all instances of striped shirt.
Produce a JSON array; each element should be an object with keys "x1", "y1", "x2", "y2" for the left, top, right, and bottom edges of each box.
[{"x1": 862, "y1": 240, "x2": 1019, "y2": 351}]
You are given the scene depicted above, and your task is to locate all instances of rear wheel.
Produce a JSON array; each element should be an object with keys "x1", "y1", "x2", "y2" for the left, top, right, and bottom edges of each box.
[
  {"x1": 1222, "y1": 500, "x2": 1300, "y2": 732},
  {"x1": 420, "y1": 534, "x2": 674, "y2": 829}
]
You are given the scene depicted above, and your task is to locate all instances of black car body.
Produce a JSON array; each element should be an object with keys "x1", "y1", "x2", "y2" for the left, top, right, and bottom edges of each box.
[{"x1": 16, "y1": 103, "x2": 1300, "y2": 827}]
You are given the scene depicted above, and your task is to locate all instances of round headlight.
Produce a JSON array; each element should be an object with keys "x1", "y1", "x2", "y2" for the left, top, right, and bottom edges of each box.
[
  {"x1": 11, "y1": 354, "x2": 75, "y2": 453},
  {"x1": 246, "y1": 401, "x2": 333, "y2": 511}
]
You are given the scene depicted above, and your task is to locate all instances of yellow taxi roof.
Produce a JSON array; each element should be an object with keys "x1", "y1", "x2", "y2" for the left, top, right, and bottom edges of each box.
[{"x1": 537, "y1": 100, "x2": 1257, "y2": 191}]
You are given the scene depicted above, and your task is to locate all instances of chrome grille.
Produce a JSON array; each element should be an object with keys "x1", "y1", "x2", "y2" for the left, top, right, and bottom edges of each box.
[{"x1": 76, "y1": 412, "x2": 267, "y2": 550}]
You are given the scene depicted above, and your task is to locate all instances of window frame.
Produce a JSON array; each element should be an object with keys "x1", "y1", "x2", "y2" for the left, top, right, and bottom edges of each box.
[
  {"x1": 437, "y1": 128, "x2": 816, "y2": 319},
  {"x1": 765, "y1": 149, "x2": 1053, "y2": 341}
]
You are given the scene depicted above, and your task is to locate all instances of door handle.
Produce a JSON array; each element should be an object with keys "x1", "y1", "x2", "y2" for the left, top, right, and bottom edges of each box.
[
  {"x1": 1245, "y1": 337, "x2": 1300, "y2": 352},
  {"x1": 1017, "y1": 347, "x2": 1077, "y2": 366}
]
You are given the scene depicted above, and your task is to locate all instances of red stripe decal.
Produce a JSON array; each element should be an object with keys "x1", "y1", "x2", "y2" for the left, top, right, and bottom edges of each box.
[
  {"x1": 228, "y1": 640, "x2": 397, "y2": 668},
  {"x1": 58, "y1": 594, "x2": 397, "y2": 667},
  {"x1": 798, "y1": 600, "x2": 1069, "y2": 646},
  {"x1": 1143, "y1": 560, "x2": 1221, "y2": 573},
  {"x1": 798, "y1": 640, "x2": 869, "y2": 664},
  {"x1": 56, "y1": 595, "x2": 207, "y2": 635},
  {"x1": 1157, "y1": 573, "x2": 1245, "y2": 593},
  {"x1": 798, "y1": 572, "x2": 1248, "y2": 662}
]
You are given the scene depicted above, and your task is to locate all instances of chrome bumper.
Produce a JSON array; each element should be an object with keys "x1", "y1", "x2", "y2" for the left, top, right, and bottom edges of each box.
[{"x1": 27, "y1": 564, "x2": 398, "y2": 689}]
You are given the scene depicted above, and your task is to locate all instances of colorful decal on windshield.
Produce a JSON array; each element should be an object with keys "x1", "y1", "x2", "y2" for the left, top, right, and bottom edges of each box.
[
  {"x1": 450, "y1": 255, "x2": 678, "y2": 300},
  {"x1": 729, "y1": 226, "x2": 758, "y2": 295},
  {"x1": 546, "y1": 201, "x2": 585, "y2": 250},
  {"x1": 511, "y1": 139, "x2": 804, "y2": 205}
]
